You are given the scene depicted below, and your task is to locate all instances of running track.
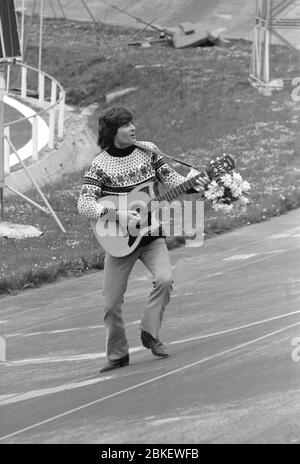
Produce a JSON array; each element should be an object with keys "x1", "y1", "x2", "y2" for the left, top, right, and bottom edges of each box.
[{"x1": 0, "y1": 208, "x2": 299, "y2": 443}]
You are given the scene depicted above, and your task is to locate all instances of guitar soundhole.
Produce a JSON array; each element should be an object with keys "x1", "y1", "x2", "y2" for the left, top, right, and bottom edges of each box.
[
  {"x1": 128, "y1": 233, "x2": 138, "y2": 248},
  {"x1": 135, "y1": 208, "x2": 141, "y2": 229}
]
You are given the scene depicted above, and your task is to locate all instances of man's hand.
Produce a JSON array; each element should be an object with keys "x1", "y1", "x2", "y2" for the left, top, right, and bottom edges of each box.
[
  {"x1": 194, "y1": 171, "x2": 210, "y2": 189},
  {"x1": 117, "y1": 209, "x2": 141, "y2": 225},
  {"x1": 189, "y1": 170, "x2": 210, "y2": 199}
]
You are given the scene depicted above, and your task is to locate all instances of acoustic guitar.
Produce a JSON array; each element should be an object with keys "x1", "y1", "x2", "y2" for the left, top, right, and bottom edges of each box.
[{"x1": 90, "y1": 154, "x2": 235, "y2": 257}]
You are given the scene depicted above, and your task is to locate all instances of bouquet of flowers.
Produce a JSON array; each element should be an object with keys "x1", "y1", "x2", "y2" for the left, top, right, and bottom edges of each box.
[{"x1": 204, "y1": 170, "x2": 251, "y2": 213}]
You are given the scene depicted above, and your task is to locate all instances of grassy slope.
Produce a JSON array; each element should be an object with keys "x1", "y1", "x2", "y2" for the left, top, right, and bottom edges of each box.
[{"x1": 1, "y1": 17, "x2": 300, "y2": 295}]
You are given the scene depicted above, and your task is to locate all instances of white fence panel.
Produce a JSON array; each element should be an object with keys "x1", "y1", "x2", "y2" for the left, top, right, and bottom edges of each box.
[{"x1": 4, "y1": 62, "x2": 65, "y2": 168}]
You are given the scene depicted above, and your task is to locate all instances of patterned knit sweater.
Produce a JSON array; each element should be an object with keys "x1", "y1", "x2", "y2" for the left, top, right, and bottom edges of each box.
[{"x1": 78, "y1": 141, "x2": 193, "y2": 221}]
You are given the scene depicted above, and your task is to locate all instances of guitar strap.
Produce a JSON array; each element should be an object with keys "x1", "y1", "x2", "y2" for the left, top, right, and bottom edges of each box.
[{"x1": 134, "y1": 142, "x2": 200, "y2": 170}]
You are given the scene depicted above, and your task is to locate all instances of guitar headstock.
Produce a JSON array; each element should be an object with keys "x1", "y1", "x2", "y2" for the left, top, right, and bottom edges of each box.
[{"x1": 206, "y1": 154, "x2": 235, "y2": 180}]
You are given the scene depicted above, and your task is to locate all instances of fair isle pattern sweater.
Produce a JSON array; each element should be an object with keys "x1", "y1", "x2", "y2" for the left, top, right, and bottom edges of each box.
[{"x1": 78, "y1": 141, "x2": 190, "y2": 220}]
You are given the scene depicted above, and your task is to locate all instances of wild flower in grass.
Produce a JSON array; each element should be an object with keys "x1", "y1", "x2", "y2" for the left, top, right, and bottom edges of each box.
[{"x1": 65, "y1": 240, "x2": 80, "y2": 248}]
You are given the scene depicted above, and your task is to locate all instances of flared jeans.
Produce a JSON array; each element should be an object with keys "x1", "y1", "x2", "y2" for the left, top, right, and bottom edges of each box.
[{"x1": 102, "y1": 238, "x2": 173, "y2": 360}]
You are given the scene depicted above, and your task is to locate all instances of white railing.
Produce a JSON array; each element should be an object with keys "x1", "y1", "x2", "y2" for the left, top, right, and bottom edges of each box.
[{"x1": 3, "y1": 61, "x2": 65, "y2": 175}]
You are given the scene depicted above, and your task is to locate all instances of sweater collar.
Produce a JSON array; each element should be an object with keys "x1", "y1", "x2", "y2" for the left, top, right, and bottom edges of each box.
[{"x1": 106, "y1": 144, "x2": 136, "y2": 157}]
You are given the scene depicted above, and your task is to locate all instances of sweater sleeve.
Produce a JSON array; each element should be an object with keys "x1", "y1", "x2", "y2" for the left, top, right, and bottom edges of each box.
[
  {"x1": 150, "y1": 143, "x2": 199, "y2": 193},
  {"x1": 150, "y1": 144, "x2": 187, "y2": 187},
  {"x1": 77, "y1": 158, "x2": 109, "y2": 220}
]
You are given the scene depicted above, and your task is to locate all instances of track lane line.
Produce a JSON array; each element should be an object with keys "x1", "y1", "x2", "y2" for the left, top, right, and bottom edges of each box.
[
  {"x1": 1, "y1": 320, "x2": 300, "y2": 442},
  {"x1": 5, "y1": 246, "x2": 300, "y2": 337},
  {"x1": 2, "y1": 223, "x2": 300, "y2": 316},
  {"x1": 4, "y1": 309, "x2": 300, "y2": 365}
]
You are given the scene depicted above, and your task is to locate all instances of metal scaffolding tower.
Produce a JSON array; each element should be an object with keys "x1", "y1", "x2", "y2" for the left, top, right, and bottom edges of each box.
[{"x1": 250, "y1": 0, "x2": 300, "y2": 94}]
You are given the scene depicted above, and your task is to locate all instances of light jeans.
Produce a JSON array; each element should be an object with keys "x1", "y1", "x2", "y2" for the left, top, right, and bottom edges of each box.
[{"x1": 102, "y1": 238, "x2": 173, "y2": 360}]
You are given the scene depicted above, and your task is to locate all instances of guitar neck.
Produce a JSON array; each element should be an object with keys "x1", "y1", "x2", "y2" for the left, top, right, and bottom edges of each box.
[
  {"x1": 155, "y1": 170, "x2": 206, "y2": 202},
  {"x1": 135, "y1": 142, "x2": 235, "y2": 203}
]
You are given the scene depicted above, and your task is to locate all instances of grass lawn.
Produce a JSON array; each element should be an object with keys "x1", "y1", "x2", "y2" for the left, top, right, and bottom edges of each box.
[{"x1": 1, "y1": 17, "x2": 300, "y2": 295}]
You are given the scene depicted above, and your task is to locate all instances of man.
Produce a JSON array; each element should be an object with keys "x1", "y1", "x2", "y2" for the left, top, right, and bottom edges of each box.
[{"x1": 78, "y1": 106, "x2": 209, "y2": 373}]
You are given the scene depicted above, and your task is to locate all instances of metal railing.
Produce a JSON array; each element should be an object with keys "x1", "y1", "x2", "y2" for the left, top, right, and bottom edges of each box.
[{"x1": 3, "y1": 61, "x2": 65, "y2": 175}]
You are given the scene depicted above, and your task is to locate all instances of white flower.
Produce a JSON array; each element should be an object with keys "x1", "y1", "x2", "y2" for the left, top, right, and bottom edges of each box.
[
  {"x1": 241, "y1": 180, "x2": 251, "y2": 192},
  {"x1": 232, "y1": 172, "x2": 243, "y2": 184},
  {"x1": 240, "y1": 196, "x2": 249, "y2": 205},
  {"x1": 204, "y1": 180, "x2": 224, "y2": 200},
  {"x1": 231, "y1": 186, "x2": 243, "y2": 198},
  {"x1": 220, "y1": 173, "x2": 233, "y2": 187}
]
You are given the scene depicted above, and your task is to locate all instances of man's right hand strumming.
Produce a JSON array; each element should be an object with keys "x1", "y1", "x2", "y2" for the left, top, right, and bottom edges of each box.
[{"x1": 117, "y1": 209, "x2": 141, "y2": 225}]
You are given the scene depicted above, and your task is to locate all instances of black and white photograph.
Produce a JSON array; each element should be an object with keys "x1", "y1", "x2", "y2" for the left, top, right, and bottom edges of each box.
[{"x1": 0, "y1": 0, "x2": 299, "y2": 447}]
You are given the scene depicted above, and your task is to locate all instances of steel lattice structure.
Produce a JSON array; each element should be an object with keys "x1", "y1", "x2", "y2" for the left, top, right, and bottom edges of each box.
[{"x1": 250, "y1": 0, "x2": 300, "y2": 94}]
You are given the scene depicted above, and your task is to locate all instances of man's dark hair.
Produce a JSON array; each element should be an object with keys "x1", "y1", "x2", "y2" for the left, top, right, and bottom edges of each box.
[{"x1": 97, "y1": 106, "x2": 133, "y2": 149}]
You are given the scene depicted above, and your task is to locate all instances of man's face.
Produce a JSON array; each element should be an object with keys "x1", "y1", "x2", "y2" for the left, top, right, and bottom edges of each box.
[{"x1": 114, "y1": 121, "x2": 136, "y2": 148}]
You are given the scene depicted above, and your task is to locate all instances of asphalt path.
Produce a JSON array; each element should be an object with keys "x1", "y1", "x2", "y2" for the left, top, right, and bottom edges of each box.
[{"x1": 0, "y1": 208, "x2": 300, "y2": 443}]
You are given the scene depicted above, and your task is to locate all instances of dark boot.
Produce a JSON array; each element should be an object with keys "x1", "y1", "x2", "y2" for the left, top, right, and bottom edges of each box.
[
  {"x1": 99, "y1": 353, "x2": 129, "y2": 373},
  {"x1": 141, "y1": 330, "x2": 169, "y2": 358}
]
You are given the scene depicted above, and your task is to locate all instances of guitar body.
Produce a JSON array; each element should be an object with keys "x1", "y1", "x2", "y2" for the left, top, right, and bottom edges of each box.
[{"x1": 90, "y1": 181, "x2": 160, "y2": 257}]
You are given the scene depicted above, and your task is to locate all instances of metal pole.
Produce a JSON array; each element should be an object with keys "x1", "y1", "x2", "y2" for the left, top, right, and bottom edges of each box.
[
  {"x1": 39, "y1": 0, "x2": 44, "y2": 72},
  {"x1": 21, "y1": 0, "x2": 25, "y2": 57},
  {"x1": 98, "y1": 0, "x2": 164, "y2": 33},
  {"x1": 0, "y1": 67, "x2": 5, "y2": 220},
  {"x1": 80, "y1": 0, "x2": 97, "y2": 22},
  {"x1": 264, "y1": 0, "x2": 271, "y2": 86},
  {"x1": 47, "y1": 0, "x2": 57, "y2": 18},
  {"x1": 23, "y1": 0, "x2": 37, "y2": 61},
  {"x1": 130, "y1": 17, "x2": 157, "y2": 42},
  {"x1": 5, "y1": 184, "x2": 50, "y2": 214},
  {"x1": 5, "y1": 136, "x2": 66, "y2": 233},
  {"x1": 0, "y1": 187, "x2": 3, "y2": 220},
  {"x1": 80, "y1": 0, "x2": 114, "y2": 54},
  {"x1": 57, "y1": 0, "x2": 67, "y2": 19},
  {"x1": 58, "y1": 90, "x2": 65, "y2": 139}
]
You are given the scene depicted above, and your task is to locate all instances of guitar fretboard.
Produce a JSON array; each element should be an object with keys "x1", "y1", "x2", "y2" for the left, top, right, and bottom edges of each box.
[{"x1": 155, "y1": 171, "x2": 205, "y2": 202}]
